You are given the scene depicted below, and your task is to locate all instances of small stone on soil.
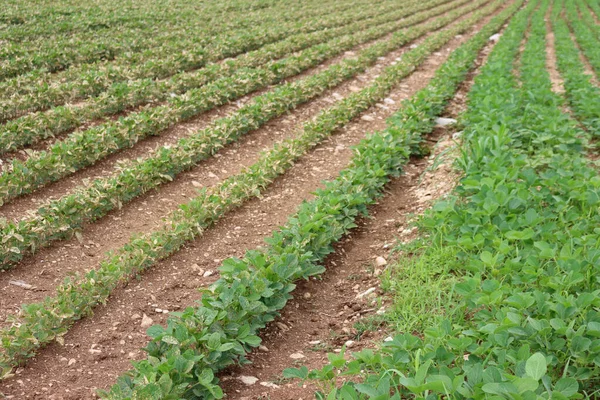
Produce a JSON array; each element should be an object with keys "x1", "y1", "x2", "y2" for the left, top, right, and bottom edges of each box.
[
  {"x1": 434, "y1": 117, "x2": 457, "y2": 127},
  {"x1": 356, "y1": 287, "x2": 376, "y2": 299},
  {"x1": 260, "y1": 381, "x2": 280, "y2": 389},
  {"x1": 289, "y1": 353, "x2": 305, "y2": 360},
  {"x1": 140, "y1": 314, "x2": 153, "y2": 328},
  {"x1": 238, "y1": 376, "x2": 259, "y2": 386}
]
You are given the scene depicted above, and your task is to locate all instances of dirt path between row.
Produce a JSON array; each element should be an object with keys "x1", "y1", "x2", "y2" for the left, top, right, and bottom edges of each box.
[
  {"x1": 220, "y1": 15, "x2": 503, "y2": 400},
  {"x1": 0, "y1": 19, "x2": 435, "y2": 323},
  {"x1": 0, "y1": 1, "x2": 484, "y2": 324},
  {"x1": 0, "y1": 0, "x2": 467, "y2": 218},
  {"x1": 0, "y1": 1, "x2": 511, "y2": 398}
]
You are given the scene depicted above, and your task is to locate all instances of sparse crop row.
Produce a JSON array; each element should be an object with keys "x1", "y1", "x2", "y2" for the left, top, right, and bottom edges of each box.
[
  {"x1": 0, "y1": 0, "x2": 501, "y2": 376},
  {"x1": 0, "y1": 0, "x2": 418, "y2": 119},
  {"x1": 552, "y1": 0, "x2": 600, "y2": 134},
  {"x1": 290, "y1": 1, "x2": 600, "y2": 397},
  {"x1": 0, "y1": 0, "x2": 371, "y2": 82},
  {"x1": 0, "y1": 0, "x2": 281, "y2": 41},
  {"x1": 2, "y1": 0, "x2": 345, "y2": 52},
  {"x1": 0, "y1": 0, "x2": 482, "y2": 206},
  {"x1": 89, "y1": 3, "x2": 522, "y2": 398},
  {"x1": 0, "y1": 0, "x2": 508, "y2": 387},
  {"x1": 0, "y1": 0, "x2": 491, "y2": 270},
  {"x1": 0, "y1": 0, "x2": 461, "y2": 153}
]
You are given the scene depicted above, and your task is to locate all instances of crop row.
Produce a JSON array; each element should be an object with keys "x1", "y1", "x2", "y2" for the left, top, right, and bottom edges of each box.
[
  {"x1": 552, "y1": 1, "x2": 600, "y2": 134},
  {"x1": 0, "y1": 0, "x2": 469, "y2": 191},
  {"x1": 0, "y1": 0, "x2": 489, "y2": 269},
  {"x1": 0, "y1": 0, "x2": 414, "y2": 119},
  {"x1": 564, "y1": 0, "x2": 600, "y2": 77},
  {"x1": 0, "y1": 0, "x2": 368, "y2": 83},
  {"x1": 94, "y1": 3, "x2": 523, "y2": 398},
  {"x1": 291, "y1": 1, "x2": 600, "y2": 397},
  {"x1": 2, "y1": 0, "x2": 336, "y2": 51},
  {"x1": 575, "y1": 0, "x2": 600, "y2": 40},
  {"x1": 0, "y1": 0, "x2": 506, "y2": 381},
  {"x1": 0, "y1": 0, "x2": 280, "y2": 41},
  {"x1": 582, "y1": 0, "x2": 600, "y2": 36},
  {"x1": 0, "y1": 0, "x2": 460, "y2": 153}
]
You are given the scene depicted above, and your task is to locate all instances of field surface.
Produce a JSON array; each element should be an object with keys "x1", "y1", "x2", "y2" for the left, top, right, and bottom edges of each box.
[{"x1": 0, "y1": 0, "x2": 599, "y2": 398}]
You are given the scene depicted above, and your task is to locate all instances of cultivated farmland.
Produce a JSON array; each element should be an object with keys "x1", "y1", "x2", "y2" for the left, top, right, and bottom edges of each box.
[{"x1": 0, "y1": 0, "x2": 598, "y2": 398}]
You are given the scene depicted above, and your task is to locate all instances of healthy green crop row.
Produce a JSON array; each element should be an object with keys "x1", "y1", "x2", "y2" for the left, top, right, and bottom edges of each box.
[
  {"x1": 0, "y1": 0, "x2": 504, "y2": 378},
  {"x1": 582, "y1": 0, "x2": 600, "y2": 35},
  {"x1": 0, "y1": 0, "x2": 376, "y2": 82},
  {"x1": 575, "y1": 0, "x2": 600, "y2": 40},
  {"x1": 289, "y1": 1, "x2": 600, "y2": 398},
  {"x1": 92, "y1": 3, "x2": 521, "y2": 398},
  {"x1": 564, "y1": 0, "x2": 600, "y2": 77},
  {"x1": 0, "y1": 0, "x2": 421, "y2": 119},
  {"x1": 0, "y1": 0, "x2": 489, "y2": 270},
  {"x1": 0, "y1": 0, "x2": 461, "y2": 153},
  {"x1": 552, "y1": 1, "x2": 600, "y2": 134}
]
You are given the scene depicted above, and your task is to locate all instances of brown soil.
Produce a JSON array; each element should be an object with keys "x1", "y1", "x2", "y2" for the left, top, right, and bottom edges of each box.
[
  {"x1": 0, "y1": 0, "x2": 483, "y2": 323},
  {"x1": 566, "y1": 22, "x2": 599, "y2": 86},
  {"x1": 0, "y1": 16, "x2": 435, "y2": 324},
  {"x1": 218, "y1": 16, "x2": 500, "y2": 400},
  {"x1": 0, "y1": 1, "x2": 513, "y2": 399},
  {"x1": 0, "y1": 0, "x2": 465, "y2": 191},
  {"x1": 545, "y1": 10, "x2": 566, "y2": 94}
]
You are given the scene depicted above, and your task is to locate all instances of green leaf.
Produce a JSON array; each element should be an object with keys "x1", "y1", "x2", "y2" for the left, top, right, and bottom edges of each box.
[
  {"x1": 554, "y1": 377, "x2": 578, "y2": 396},
  {"x1": 161, "y1": 335, "x2": 179, "y2": 345},
  {"x1": 525, "y1": 353, "x2": 547, "y2": 380},
  {"x1": 283, "y1": 366, "x2": 308, "y2": 380}
]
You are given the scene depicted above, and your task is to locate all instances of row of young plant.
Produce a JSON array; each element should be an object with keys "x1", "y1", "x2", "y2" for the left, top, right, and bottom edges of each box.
[
  {"x1": 0, "y1": 0, "x2": 505, "y2": 378},
  {"x1": 93, "y1": 3, "x2": 524, "y2": 398},
  {"x1": 575, "y1": 0, "x2": 600, "y2": 41},
  {"x1": 288, "y1": 1, "x2": 600, "y2": 398},
  {"x1": 0, "y1": 0, "x2": 492, "y2": 270},
  {"x1": 1, "y1": 0, "x2": 343, "y2": 58},
  {"x1": 0, "y1": 0, "x2": 475, "y2": 194},
  {"x1": 552, "y1": 0, "x2": 600, "y2": 135},
  {"x1": 0, "y1": 0, "x2": 382, "y2": 84},
  {"x1": 0, "y1": 0, "x2": 412, "y2": 119},
  {"x1": 0, "y1": 0, "x2": 510, "y2": 387},
  {"x1": 582, "y1": 0, "x2": 600, "y2": 31},
  {"x1": 564, "y1": 0, "x2": 600, "y2": 77},
  {"x1": 0, "y1": 0, "x2": 279, "y2": 41},
  {"x1": 0, "y1": 0, "x2": 460, "y2": 153},
  {"x1": 0, "y1": 0, "x2": 354, "y2": 82}
]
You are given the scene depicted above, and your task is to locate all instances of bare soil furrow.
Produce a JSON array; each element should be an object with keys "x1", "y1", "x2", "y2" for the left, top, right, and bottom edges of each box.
[
  {"x1": 0, "y1": 4, "x2": 508, "y2": 397},
  {"x1": 0, "y1": 24, "x2": 430, "y2": 322},
  {"x1": 220, "y1": 15, "x2": 502, "y2": 400},
  {"x1": 546, "y1": 9, "x2": 566, "y2": 93},
  {"x1": 0, "y1": 0, "x2": 462, "y2": 208},
  {"x1": 568, "y1": 29, "x2": 599, "y2": 86},
  {"x1": 0, "y1": 1, "x2": 477, "y2": 318},
  {"x1": 0, "y1": 5, "x2": 447, "y2": 219}
]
